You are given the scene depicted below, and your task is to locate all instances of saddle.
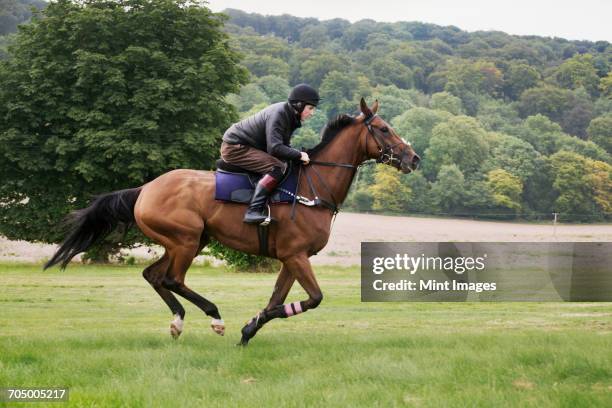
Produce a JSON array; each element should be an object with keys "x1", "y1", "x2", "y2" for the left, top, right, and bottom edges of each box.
[{"x1": 214, "y1": 159, "x2": 298, "y2": 204}]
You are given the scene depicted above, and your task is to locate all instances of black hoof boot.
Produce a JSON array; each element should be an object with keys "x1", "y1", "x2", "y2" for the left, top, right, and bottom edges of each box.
[{"x1": 236, "y1": 312, "x2": 265, "y2": 346}]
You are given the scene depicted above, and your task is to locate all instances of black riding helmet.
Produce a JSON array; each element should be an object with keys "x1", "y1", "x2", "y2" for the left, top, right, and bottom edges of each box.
[{"x1": 288, "y1": 83, "x2": 320, "y2": 113}]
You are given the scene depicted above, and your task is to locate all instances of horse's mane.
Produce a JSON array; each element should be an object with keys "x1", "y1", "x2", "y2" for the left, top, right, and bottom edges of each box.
[{"x1": 306, "y1": 114, "x2": 356, "y2": 156}]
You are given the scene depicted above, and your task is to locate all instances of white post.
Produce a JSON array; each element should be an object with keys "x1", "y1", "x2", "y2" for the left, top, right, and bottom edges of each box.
[{"x1": 553, "y1": 212, "x2": 558, "y2": 239}]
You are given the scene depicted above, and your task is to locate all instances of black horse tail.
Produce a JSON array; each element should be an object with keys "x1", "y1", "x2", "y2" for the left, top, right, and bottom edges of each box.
[{"x1": 44, "y1": 187, "x2": 142, "y2": 270}]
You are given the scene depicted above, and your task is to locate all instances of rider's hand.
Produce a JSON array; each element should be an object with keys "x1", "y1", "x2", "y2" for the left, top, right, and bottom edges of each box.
[{"x1": 300, "y1": 152, "x2": 310, "y2": 165}]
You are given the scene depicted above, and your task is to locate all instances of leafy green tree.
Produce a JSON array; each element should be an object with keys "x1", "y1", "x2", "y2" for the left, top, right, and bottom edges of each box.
[
  {"x1": 486, "y1": 169, "x2": 523, "y2": 211},
  {"x1": 0, "y1": 0, "x2": 246, "y2": 249},
  {"x1": 242, "y1": 54, "x2": 289, "y2": 78},
  {"x1": 548, "y1": 151, "x2": 607, "y2": 222},
  {"x1": 402, "y1": 172, "x2": 433, "y2": 214},
  {"x1": 370, "y1": 57, "x2": 414, "y2": 89},
  {"x1": 555, "y1": 53, "x2": 600, "y2": 97},
  {"x1": 391, "y1": 107, "x2": 451, "y2": 158},
  {"x1": 475, "y1": 97, "x2": 521, "y2": 131},
  {"x1": 600, "y1": 72, "x2": 612, "y2": 98},
  {"x1": 256, "y1": 75, "x2": 291, "y2": 103},
  {"x1": 319, "y1": 71, "x2": 361, "y2": 119},
  {"x1": 559, "y1": 87, "x2": 594, "y2": 138},
  {"x1": 431, "y1": 164, "x2": 465, "y2": 214},
  {"x1": 484, "y1": 134, "x2": 539, "y2": 182},
  {"x1": 444, "y1": 60, "x2": 503, "y2": 98},
  {"x1": 369, "y1": 165, "x2": 411, "y2": 212},
  {"x1": 430, "y1": 91, "x2": 463, "y2": 115},
  {"x1": 516, "y1": 114, "x2": 565, "y2": 155},
  {"x1": 518, "y1": 84, "x2": 572, "y2": 124},
  {"x1": 502, "y1": 62, "x2": 540, "y2": 99},
  {"x1": 587, "y1": 114, "x2": 612, "y2": 154},
  {"x1": 584, "y1": 159, "x2": 612, "y2": 216},
  {"x1": 423, "y1": 116, "x2": 489, "y2": 178},
  {"x1": 370, "y1": 85, "x2": 415, "y2": 121},
  {"x1": 299, "y1": 51, "x2": 348, "y2": 88},
  {"x1": 228, "y1": 83, "x2": 269, "y2": 113},
  {"x1": 299, "y1": 25, "x2": 329, "y2": 49}
]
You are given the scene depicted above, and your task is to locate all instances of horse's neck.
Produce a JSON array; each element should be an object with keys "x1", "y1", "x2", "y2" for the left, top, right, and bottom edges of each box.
[{"x1": 302, "y1": 127, "x2": 364, "y2": 206}]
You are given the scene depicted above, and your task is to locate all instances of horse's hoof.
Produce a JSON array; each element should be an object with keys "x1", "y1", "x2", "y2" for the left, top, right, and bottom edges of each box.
[
  {"x1": 211, "y1": 318, "x2": 225, "y2": 336},
  {"x1": 211, "y1": 324, "x2": 225, "y2": 336},
  {"x1": 170, "y1": 323, "x2": 182, "y2": 339},
  {"x1": 170, "y1": 314, "x2": 183, "y2": 339}
]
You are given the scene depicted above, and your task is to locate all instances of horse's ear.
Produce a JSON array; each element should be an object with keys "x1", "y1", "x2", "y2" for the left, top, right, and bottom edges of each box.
[
  {"x1": 360, "y1": 97, "x2": 372, "y2": 117},
  {"x1": 372, "y1": 99, "x2": 379, "y2": 114}
]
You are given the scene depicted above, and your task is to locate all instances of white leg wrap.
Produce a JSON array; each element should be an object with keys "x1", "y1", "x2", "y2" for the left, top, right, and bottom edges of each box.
[
  {"x1": 211, "y1": 318, "x2": 224, "y2": 326},
  {"x1": 171, "y1": 314, "x2": 183, "y2": 332}
]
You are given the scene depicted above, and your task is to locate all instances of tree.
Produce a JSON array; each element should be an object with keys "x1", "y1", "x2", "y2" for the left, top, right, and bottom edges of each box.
[
  {"x1": 242, "y1": 54, "x2": 289, "y2": 78},
  {"x1": 587, "y1": 114, "x2": 612, "y2": 154},
  {"x1": 431, "y1": 164, "x2": 465, "y2": 214},
  {"x1": 516, "y1": 114, "x2": 565, "y2": 155},
  {"x1": 402, "y1": 172, "x2": 433, "y2": 214},
  {"x1": 518, "y1": 84, "x2": 572, "y2": 124},
  {"x1": 600, "y1": 72, "x2": 612, "y2": 98},
  {"x1": 370, "y1": 85, "x2": 415, "y2": 121},
  {"x1": 228, "y1": 83, "x2": 269, "y2": 113},
  {"x1": 391, "y1": 107, "x2": 451, "y2": 158},
  {"x1": 486, "y1": 169, "x2": 523, "y2": 211},
  {"x1": 555, "y1": 53, "x2": 600, "y2": 97},
  {"x1": 369, "y1": 165, "x2": 411, "y2": 212},
  {"x1": 319, "y1": 70, "x2": 361, "y2": 119},
  {"x1": 502, "y1": 62, "x2": 540, "y2": 100},
  {"x1": 484, "y1": 134, "x2": 539, "y2": 183},
  {"x1": 430, "y1": 92, "x2": 463, "y2": 115},
  {"x1": 0, "y1": 0, "x2": 247, "y2": 252},
  {"x1": 548, "y1": 151, "x2": 607, "y2": 222},
  {"x1": 423, "y1": 116, "x2": 489, "y2": 178},
  {"x1": 298, "y1": 51, "x2": 348, "y2": 88},
  {"x1": 256, "y1": 75, "x2": 290, "y2": 103}
]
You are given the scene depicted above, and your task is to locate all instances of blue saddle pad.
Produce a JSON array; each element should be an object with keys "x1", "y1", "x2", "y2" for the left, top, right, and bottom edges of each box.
[{"x1": 214, "y1": 168, "x2": 298, "y2": 204}]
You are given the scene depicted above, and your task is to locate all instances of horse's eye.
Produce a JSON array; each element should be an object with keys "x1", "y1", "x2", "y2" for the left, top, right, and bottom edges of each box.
[{"x1": 380, "y1": 126, "x2": 389, "y2": 133}]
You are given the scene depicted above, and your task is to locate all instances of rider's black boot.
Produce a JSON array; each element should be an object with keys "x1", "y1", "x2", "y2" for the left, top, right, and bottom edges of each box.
[{"x1": 243, "y1": 173, "x2": 279, "y2": 225}]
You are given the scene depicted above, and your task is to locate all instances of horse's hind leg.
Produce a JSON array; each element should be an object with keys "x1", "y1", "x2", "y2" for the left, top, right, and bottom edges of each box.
[
  {"x1": 239, "y1": 255, "x2": 322, "y2": 346},
  {"x1": 142, "y1": 252, "x2": 186, "y2": 339},
  {"x1": 163, "y1": 242, "x2": 225, "y2": 336}
]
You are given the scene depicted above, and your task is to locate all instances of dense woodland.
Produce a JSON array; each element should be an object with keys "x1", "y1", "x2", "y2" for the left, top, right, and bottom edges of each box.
[
  {"x1": 222, "y1": 9, "x2": 611, "y2": 222},
  {"x1": 0, "y1": 1, "x2": 610, "y2": 233}
]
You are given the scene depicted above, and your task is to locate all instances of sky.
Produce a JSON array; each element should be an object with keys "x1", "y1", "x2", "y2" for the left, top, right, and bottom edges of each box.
[{"x1": 206, "y1": 0, "x2": 611, "y2": 42}]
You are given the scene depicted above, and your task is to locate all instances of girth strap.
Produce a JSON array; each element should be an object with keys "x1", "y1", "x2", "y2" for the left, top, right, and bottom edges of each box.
[{"x1": 257, "y1": 223, "x2": 269, "y2": 257}]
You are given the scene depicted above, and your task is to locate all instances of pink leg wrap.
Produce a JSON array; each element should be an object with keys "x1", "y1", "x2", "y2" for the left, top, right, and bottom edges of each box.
[{"x1": 284, "y1": 302, "x2": 303, "y2": 317}]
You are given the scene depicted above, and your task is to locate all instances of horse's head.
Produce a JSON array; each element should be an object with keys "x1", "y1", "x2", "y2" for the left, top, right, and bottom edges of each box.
[{"x1": 358, "y1": 98, "x2": 420, "y2": 173}]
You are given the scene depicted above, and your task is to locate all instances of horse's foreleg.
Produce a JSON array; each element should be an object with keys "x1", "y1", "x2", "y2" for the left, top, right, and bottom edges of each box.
[{"x1": 239, "y1": 255, "x2": 322, "y2": 346}]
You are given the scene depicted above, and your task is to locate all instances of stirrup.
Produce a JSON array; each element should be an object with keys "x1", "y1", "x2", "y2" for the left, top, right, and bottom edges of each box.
[{"x1": 259, "y1": 204, "x2": 272, "y2": 226}]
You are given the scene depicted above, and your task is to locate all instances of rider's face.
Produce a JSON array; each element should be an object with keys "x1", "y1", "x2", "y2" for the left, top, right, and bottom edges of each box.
[{"x1": 300, "y1": 104, "x2": 316, "y2": 121}]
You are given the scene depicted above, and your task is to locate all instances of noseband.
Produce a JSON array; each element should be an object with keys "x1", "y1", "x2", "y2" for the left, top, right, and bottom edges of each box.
[{"x1": 364, "y1": 113, "x2": 408, "y2": 166}]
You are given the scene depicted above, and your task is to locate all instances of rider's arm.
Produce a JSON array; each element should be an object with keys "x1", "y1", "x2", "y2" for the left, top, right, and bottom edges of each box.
[{"x1": 265, "y1": 114, "x2": 302, "y2": 161}]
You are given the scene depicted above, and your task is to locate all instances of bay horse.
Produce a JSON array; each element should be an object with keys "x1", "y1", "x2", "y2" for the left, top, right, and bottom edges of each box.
[{"x1": 44, "y1": 98, "x2": 420, "y2": 345}]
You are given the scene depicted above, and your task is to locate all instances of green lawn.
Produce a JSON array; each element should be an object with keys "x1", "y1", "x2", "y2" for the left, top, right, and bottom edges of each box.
[{"x1": 1, "y1": 263, "x2": 611, "y2": 407}]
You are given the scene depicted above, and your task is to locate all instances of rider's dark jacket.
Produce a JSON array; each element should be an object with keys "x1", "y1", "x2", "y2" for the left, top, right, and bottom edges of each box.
[{"x1": 222, "y1": 102, "x2": 302, "y2": 161}]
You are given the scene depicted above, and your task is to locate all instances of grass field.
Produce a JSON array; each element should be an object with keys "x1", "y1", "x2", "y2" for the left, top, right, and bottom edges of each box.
[{"x1": 1, "y1": 263, "x2": 611, "y2": 407}]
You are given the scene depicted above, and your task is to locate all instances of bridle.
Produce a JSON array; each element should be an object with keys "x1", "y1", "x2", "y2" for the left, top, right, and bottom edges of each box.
[
  {"x1": 363, "y1": 113, "x2": 410, "y2": 166},
  {"x1": 284, "y1": 113, "x2": 411, "y2": 220}
]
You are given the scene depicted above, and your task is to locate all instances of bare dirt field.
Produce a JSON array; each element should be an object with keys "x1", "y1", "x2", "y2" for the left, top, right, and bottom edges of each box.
[{"x1": 1, "y1": 212, "x2": 610, "y2": 266}]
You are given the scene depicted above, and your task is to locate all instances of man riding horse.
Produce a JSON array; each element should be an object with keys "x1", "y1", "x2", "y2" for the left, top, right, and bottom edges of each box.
[{"x1": 220, "y1": 84, "x2": 319, "y2": 224}]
